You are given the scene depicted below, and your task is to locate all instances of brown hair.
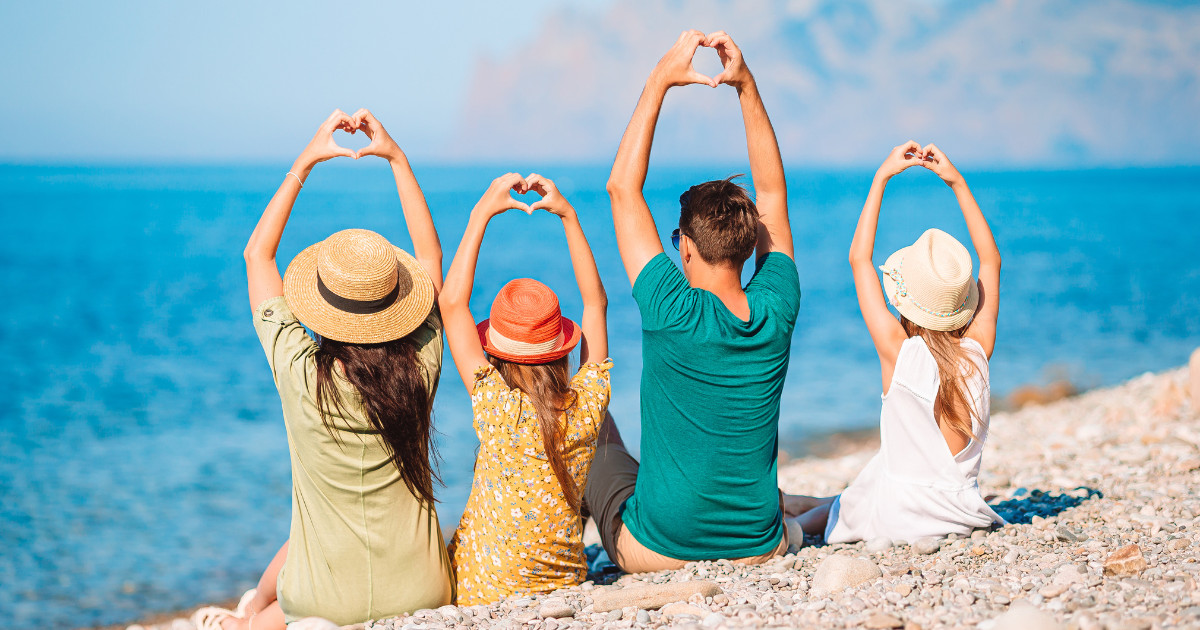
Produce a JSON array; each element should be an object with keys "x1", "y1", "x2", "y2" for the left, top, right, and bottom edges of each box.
[
  {"x1": 679, "y1": 176, "x2": 759, "y2": 267},
  {"x1": 489, "y1": 355, "x2": 582, "y2": 510},
  {"x1": 900, "y1": 315, "x2": 982, "y2": 442},
  {"x1": 314, "y1": 337, "x2": 440, "y2": 506}
]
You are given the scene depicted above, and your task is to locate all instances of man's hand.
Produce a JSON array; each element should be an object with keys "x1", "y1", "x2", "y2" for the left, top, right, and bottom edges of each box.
[
  {"x1": 920, "y1": 143, "x2": 965, "y2": 187},
  {"x1": 352, "y1": 109, "x2": 403, "y2": 162},
  {"x1": 706, "y1": 31, "x2": 753, "y2": 90},
  {"x1": 297, "y1": 109, "x2": 357, "y2": 168},
  {"x1": 875, "y1": 140, "x2": 924, "y2": 183},
  {"x1": 472, "y1": 173, "x2": 531, "y2": 218},
  {"x1": 650, "y1": 30, "x2": 717, "y2": 90},
  {"x1": 526, "y1": 173, "x2": 576, "y2": 219}
]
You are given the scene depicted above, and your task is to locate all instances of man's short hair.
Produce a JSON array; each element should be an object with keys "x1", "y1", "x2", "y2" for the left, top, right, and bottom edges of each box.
[{"x1": 678, "y1": 177, "x2": 759, "y2": 267}]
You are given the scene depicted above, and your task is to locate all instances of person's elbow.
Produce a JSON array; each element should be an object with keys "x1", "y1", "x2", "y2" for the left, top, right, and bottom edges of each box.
[
  {"x1": 606, "y1": 177, "x2": 634, "y2": 199},
  {"x1": 437, "y1": 286, "x2": 468, "y2": 310}
]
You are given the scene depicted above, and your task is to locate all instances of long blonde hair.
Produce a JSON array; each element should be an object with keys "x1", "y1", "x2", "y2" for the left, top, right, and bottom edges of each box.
[
  {"x1": 488, "y1": 355, "x2": 582, "y2": 510},
  {"x1": 900, "y1": 315, "x2": 982, "y2": 441}
]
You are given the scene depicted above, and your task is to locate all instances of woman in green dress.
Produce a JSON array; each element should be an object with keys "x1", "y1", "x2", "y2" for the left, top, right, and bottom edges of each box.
[{"x1": 199, "y1": 109, "x2": 454, "y2": 630}]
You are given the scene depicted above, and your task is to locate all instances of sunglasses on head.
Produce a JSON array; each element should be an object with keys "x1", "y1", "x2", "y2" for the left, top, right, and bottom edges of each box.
[{"x1": 672, "y1": 188, "x2": 695, "y2": 251}]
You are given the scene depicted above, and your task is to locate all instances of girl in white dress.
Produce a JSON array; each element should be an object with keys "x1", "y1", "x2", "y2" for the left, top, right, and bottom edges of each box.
[{"x1": 786, "y1": 141, "x2": 1004, "y2": 543}]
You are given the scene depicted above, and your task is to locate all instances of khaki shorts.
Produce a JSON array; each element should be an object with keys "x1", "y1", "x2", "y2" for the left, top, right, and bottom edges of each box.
[{"x1": 583, "y1": 440, "x2": 787, "y2": 573}]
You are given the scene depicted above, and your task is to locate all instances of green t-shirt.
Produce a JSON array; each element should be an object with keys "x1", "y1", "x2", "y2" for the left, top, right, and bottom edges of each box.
[
  {"x1": 253, "y1": 296, "x2": 454, "y2": 624},
  {"x1": 623, "y1": 252, "x2": 801, "y2": 560}
]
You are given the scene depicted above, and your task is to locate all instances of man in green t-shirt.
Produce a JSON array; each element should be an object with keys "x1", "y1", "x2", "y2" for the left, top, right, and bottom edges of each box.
[{"x1": 583, "y1": 30, "x2": 800, "y2": 572}]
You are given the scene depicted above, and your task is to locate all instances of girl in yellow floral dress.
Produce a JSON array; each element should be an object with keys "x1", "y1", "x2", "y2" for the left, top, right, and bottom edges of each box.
[{"x1": 439, "y1": 172, "x2": 611, "y2": 605}]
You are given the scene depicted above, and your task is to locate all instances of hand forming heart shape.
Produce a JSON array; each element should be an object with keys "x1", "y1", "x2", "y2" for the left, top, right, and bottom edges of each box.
[
  {"x1": 655, "y1": 29, "x2": 753, "y2": 90},
  {"x1": 301, "y1": 108, "x2": 404, "y2": 166},
  {"x1": 476, "y1": 172, "x2": 574, "y2": 219}
]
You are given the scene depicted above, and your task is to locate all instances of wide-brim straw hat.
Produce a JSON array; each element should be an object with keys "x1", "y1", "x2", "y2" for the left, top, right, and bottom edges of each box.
[
  {"x1": 477, "y1": 278, "x2": 581, "y2": 365},
  {"x1": 283, "y1": 229, "x2": 434, "y2": 344},
  {"x1": 880, "y1": 228, "x2": 979, "y2": 332}
]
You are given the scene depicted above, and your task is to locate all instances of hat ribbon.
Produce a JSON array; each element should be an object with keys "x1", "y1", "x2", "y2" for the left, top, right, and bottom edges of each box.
[
  {"x1": 488, "y1": 326, "x2": 564, "y2": 356},
  {"x1": 880, "y1": 266, "x2": 971, "y2": 319},
  {"x1": 317, "y1": 273, "x2": 400, "y2": 315}
]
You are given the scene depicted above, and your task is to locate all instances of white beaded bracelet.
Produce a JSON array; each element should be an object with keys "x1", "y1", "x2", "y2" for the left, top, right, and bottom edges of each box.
[{"x1": 286, "y1": 171, "x2": 303, "y2": 188}]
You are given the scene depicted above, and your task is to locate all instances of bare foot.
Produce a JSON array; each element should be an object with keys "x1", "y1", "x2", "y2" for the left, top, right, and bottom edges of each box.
[
  {"x1": 220, "y1": 616, "x2": 248, "y2": 630},
  {"x1": 782, "y1": 493, "x2": 833, "y2": 518}
]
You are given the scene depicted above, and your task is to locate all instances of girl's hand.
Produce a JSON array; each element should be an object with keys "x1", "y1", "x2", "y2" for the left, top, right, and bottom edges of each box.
[
  {"x1": 298, "y1": 110, "x2": 357, "y2": 167},
  {"x1": 352, "y1": 109, "x2": 403, "y2": 162},
  {"x1": 526, "y1": 173, "x2": 576, "y2": 219},
  {"x1": 875, "y1": 140, "x2": 924, "y2": 183},
  {"x1": 920, "y1": 143, "x2": 964, "y2": 187},
  {"x1": 472, "y1": 173, "x2": 531, "y2": 218}
]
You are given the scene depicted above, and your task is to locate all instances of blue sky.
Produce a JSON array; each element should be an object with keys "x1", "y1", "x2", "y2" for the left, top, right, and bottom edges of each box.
[
  {"x1": 2, "y1": 0, "x2": 1198, "y2": 166},
  {"x1": 0, "y1": 1, "x2": 609, "y2": 162}
]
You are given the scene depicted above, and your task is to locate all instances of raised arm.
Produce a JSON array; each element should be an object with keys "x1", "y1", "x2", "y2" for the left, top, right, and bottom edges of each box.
[
  {"x1": 439, "y1": 173, "x2": 532, "y2": 390},
  {"x1": 245, "y1": 110, "x2": 355, "y2": 309},
  {"x1": 921, "y1": 144, "x2": 1000, "y2": 358},
  {"x1": 850, "y1": 141, "x2": 924, "y2": 390},
  {"x1": 606, "y1": 30, "x2": 717, "y2": 285},
  {"x1": 352, "y1": 109, "x2": 443, "y2": 294},
  {"x1": 527, "y1": 174, "x2": 609, "y2": 364},
  {"x1": 705, "y1": 31, "x2": 792, "y2": 260}
]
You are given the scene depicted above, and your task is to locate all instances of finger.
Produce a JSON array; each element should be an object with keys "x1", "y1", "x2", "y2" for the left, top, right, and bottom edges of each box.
[
  {"x1": 689, "y1": 70, "x2": 718, "y2": 87},
  {"x1": 901, "y1": 140, "x2": 921, "y2": 156},
  {"x1": 508, "y1": 200, "x2": 532, "y2": 214},
  {"x1": 705, "y1": 31, "x2": 731, "y2": 48},
  {"x1": 525, "y1": 173, "x2": 552, "y2": 195},
  {"x1": 922, "y1": 143, "x2": 937, "y2": 160},
  {"x1": 497, "y1": 172, "x2": 525, "y2": 193}
]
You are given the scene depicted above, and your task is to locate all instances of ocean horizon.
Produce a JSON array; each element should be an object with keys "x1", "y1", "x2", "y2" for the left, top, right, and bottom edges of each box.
[{"x1": 2, "y1": 162, "x2": 1198, "y2": 629}]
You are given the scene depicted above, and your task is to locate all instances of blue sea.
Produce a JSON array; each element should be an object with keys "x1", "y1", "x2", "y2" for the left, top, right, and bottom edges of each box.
[{"x1": 1, "y1": 163, "x2": 1197, "y2": 628}]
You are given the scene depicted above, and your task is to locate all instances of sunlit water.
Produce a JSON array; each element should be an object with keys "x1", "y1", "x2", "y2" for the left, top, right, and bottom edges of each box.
[{"x1": 1, "y1": 163, "x2": 1197, "y2": 628}]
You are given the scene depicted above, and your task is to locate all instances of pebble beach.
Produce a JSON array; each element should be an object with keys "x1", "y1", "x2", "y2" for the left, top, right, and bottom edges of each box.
[{"x1": 125, "y1": 353, "x2": 1200, "y2": 630}]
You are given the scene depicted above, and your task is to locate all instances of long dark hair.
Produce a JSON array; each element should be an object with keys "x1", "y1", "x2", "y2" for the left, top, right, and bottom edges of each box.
[
  {"x1": 489, "y1": 355, "x2": 581, "y2": 510},
  {"x1": 900, "y1": 315, "x2": 981, "y2": 442},
  {"x1": 314, "y1": 337, "x2": 440, "y2": 506}
]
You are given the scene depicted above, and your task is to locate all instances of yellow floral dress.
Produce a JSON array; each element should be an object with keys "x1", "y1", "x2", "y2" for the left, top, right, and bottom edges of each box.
[{"x1": 449, "y1": 359, "x2": 613, "y2": 605}]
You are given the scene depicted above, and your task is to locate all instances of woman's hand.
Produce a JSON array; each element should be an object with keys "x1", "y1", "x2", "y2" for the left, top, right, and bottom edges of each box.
[
  {"x1": 920, "y1": 143, "x2": 965, "y2": 187},
  {"x1": 526, "y1": 173, "x2": 576, "y2": 219},
  {"x1": 297, "y1": 110, "x2": 356, "y2": 169},
  {"x1": 352, "y1": 109, "x2": 403, "y2": 162},
  {"x1": 472, "y1": 173, "x2": 532, "y2": 218},
  {"x1": 874, "y1": 140, "x2": 924, "y2": 183}
]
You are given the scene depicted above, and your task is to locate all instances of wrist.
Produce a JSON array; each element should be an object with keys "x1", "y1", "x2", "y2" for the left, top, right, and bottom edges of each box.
[
  {"x1": 290, "y1": 157, "x2": 315, "y2": 179},
  {"x1": 734, "y1": 76, "x2": 758, "y2": 96},
  {"x1": 646, "y1": 71, "x2": 672, "y2": 95}
]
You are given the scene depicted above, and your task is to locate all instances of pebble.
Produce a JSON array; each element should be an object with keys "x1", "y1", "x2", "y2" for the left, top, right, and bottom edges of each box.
[
  {"x1": 1103, "y1": 543, "x2": 1148, "y2": 576},
  {"x1": 989, "y1": 600, "x2": 1063, "y2": 630},
  {"x1": 636, "y1": 609, "x2": 650, "y2": 624},
  {"x1": 701, "y1": 612, "x2": 726, "y2": 628},
  {"x1": 863, "y1": 612, "x2": 905, "y2": 628},
  {"x1": 660, "y1": 602, "x2": 707, "y2": 620},
  {"x1": 866, "y1": 537, "x2": 894, "y2": 553},
  {"x1": 538, "y1": 601, "x2": 576, "y2": 619},
  {"x1": 592, "y1": 580, "x2": 723, "y2": 612},
  {"x1": 913, "y1": 537, "x2": 942, "y2": 555},
  {"x1": 810, "y1": 555, "x2": 883, "y2": 596}
]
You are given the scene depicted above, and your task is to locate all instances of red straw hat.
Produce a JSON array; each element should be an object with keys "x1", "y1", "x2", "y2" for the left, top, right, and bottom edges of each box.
[{"x1": 477, "y1": 278, "x2": 581, "y2": 364}]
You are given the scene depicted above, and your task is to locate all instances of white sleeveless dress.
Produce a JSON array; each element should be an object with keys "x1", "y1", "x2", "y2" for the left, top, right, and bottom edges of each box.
[{"x1": 825, "y1": 336, "x2": 1004, "y2": 543}]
